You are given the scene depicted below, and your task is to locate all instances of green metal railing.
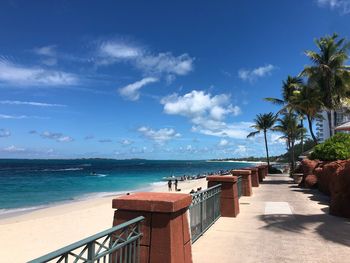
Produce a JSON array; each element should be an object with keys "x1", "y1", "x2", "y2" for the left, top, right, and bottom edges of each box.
[
  {"x1": 237, "y1": 176, "x2": 242, "y2": 198},
  {"x1": 28, "y1": 216, "x2": 144, "y2": 263},
  {"x1": 189, "y1": 184, "x2": 221, "y2": 243}
]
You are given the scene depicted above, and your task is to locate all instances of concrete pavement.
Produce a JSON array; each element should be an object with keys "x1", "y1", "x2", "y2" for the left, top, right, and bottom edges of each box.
[{"x1": 192, "y1": 174, "x2": 350, "y2": 263}]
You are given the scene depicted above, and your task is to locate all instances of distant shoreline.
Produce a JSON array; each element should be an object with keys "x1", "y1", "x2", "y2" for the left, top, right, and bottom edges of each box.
[{"x1": 207, "y1": 160, "x2": 267, "y2": 164}]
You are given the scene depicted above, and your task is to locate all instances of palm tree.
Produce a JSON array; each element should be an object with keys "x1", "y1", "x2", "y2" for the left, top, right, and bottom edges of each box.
[
  {"x1": 302, "y1": 33, "x2": 350, "y2": 137},
  {"x1": 292, "y1": 84, "x2": 322, "y2": 144},
  {"x1": 274, "y1": 112, "x2": 306, "y2": 175},
  {"x1": 247, "y1": 112, "x2": 277, "y2": 167}
]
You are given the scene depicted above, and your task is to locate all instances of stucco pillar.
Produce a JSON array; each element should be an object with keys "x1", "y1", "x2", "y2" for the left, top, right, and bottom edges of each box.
[
  {"x1": 231, "y1": 170, "x2": 253, "y2": 196},
  {"x1": 112, "y1": 192, "x2": 193, "y2": 263},
  {"x1": 242, "y1": 167, "x2": 259, "y2": 187},
  {"x1": 207, "y1": 176, "x2": 240, "y2": 217}
]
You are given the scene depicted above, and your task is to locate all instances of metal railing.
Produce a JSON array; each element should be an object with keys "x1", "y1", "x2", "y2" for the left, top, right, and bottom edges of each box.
[
  {"x1": 237, "y1": 176, "x2": 242, "y2": 198},
  {"x1": 189, "y1": 184, "x2": 221, "y2": 243},
  {"x1": 28, "y1": 216, "x2": 144, "y2": 263}
]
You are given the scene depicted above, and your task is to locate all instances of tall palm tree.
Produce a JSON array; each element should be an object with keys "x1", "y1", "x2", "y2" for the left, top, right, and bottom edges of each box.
[
  {"x1": 302, "y1": 33, "x2": 350, "y2": 137},
  {"x1": 292, "y1": 84, "x2": 322, "y2": 144},
  {"x1": 274, "y1": 112, "x2": 306, "y2": 175},
  {"x1": 247, "y1": 112, "x2": 277, "y2": 167}
]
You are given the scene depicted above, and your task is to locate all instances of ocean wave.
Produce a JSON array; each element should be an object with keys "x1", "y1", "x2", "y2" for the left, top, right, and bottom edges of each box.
[
  {"x1": 42, "y1": 168, "x2": 84, "y2": 172},
  {"x1": 150, "y1": 181, "x2": 166, "y2": 186},
  {"x1": 0, "y1": 205, "x2": 48, "y2": 217}
]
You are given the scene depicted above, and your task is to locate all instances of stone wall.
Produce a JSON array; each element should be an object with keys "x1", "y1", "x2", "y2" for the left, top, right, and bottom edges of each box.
[{"x1": 300, "y1": 159, "x2": 350, "y2": 219}]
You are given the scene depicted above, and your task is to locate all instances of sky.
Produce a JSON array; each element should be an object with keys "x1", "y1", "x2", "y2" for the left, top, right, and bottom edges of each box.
[{"x1": 0, "y1": 0, "x2": 350, "y2": 159}]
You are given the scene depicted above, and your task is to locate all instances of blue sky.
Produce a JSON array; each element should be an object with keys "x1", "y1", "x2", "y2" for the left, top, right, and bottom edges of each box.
[{"x1": 0, "y1": 0, "x2": 350, "y2": 159}]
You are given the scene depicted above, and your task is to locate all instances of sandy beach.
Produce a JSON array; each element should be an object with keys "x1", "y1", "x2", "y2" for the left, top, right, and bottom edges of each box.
[{"x1": 0, "y1": 178, "x2": 207, "y2": 263}]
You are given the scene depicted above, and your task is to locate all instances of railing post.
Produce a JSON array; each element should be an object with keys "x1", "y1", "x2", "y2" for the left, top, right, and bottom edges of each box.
[
  {"x1": 87, "y1": 241, "x2": 95, "y2": 261},
  {"x1": 207, "y1": 176, "x2": 239, "y2": 217},
  {"x1": 200, "y1": 193, "x2": 203, "y2": 234},
  {"x1": 112, "y1": 192, "x2": 193, "y2": 263}
]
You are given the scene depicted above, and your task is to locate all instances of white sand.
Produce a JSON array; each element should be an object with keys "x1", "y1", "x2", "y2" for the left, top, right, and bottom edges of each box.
[{"x1": 0, "y1": 178, "x2": 207, "y2": 263}]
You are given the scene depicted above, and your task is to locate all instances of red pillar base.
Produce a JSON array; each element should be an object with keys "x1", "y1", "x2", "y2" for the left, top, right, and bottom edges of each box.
[
  {"x1": 207, "y1": 176, "x2": 239, "y2": 217},
  {"x1": 112, "y1": 192, "x2": 193, "y2": 263}
]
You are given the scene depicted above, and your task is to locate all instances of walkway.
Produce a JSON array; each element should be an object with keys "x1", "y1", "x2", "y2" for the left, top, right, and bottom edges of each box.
[{"x1": 192, "y1": 174, "x2": 350, "y2": 263}]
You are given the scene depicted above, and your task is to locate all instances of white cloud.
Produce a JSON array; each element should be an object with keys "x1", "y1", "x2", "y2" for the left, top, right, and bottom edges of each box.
[
  {"x1": 118, "y1": 77, "x2": 158, "y2": 101},
  {"x1": 218, "y1": 139, "x2": 229, "y2": 147},
  {"x1": 238, "y1": 64, "x2": 275, "y2": 82},
  {"x1": 120, "y1": 139, "x2": 133, "y2": 145},
  {"x1": 317, "y1": 0, "x2": 350, "y2": 14},
  {"x1": 33, "y1": 45, "x2": 57, "y2": 57},
  {"x1": 233, "y1": 145, "x2": 248, "y2": 156},
  {"x1": 97, "y1": 40, "x2": 194, "y2": 80},
  {"x1": 0, "y1": 59, "x2": 78, "y2": 86},
  {"x1": 0, "y1": 114, "x2": 29, "y2": 119},
  {"x1": 40, "y1": 131, "x2": 74, "y2": 142},
  {"x1": 0, "y1": 129, "x2": 11, "y2": 137},
  {"x1": 0, "y1": 100, "x2": 66, "y2": 107},
  {"x1": 138, "y1": 126, "x2": 180, "y2": 144},
  {"x1": 161, "y1": 90, "x2": 248, "y2": 139},
  {"x1": 3, "y1": 145, "x2": 26, "y2": 152}
]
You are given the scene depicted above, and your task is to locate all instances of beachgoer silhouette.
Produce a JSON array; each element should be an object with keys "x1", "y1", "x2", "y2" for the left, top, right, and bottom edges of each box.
[
  {"x1": 175, "y1": 179, "x2": 178, "y2": 191},
  {"x1": 168, "y1": 180, "x2": 172, "y2": 191}
]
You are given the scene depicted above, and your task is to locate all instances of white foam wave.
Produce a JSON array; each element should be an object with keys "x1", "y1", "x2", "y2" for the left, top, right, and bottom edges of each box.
[
  {"x1": 150, "y1": 181, "x2": 166, "y2": 186},
  {"x1": 0, "y1": 205, "x2": 48, "y2": 217},
  {"x1": 42, "y1": 168, "x2": 84, "y2": 172}
]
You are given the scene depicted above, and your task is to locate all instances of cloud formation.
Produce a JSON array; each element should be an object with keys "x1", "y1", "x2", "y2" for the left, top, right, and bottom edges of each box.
[
  {"x1": 0, "y1": 129, "x2": 11, "y2": 137},
  {"x1": 118, "y1": 77, "x2": 158, "y2": 101},
  {"x1": 317, "y1": 0, "x2": 350, "y2": 14},
  {"x1": 33, "y1": 45, "x2": 58, "y2": 66},
  {"x1": 40, "y1": 131, "x2": 74, "y2": 142},
  {"x1": 0, "y1": 100, "x2": 66, "y2": 107},
  {"x1": 2, "y1": 145, "x2": 26, "y2": 152},
  {"x1": 0, "y1": 59, "x2": 78, "y2": 86},
  {"x1": 138, "y1": 126, "x2": 180, "y2": 144},
  {"x1": 98, "y1": 40, "x2": 194, "y2": 80},
  {"x1": 161, "y1": 90, "x2": 248, "y2": 139},
  {"x1": 120, "y1": 139, "x2": 133, "y2": 145},
  {"x1": 238, "y1": 64, "x2": 275, "y2": 82}
]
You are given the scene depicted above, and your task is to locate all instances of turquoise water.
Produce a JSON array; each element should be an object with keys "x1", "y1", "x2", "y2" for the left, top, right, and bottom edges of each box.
[{"x1": 0, "y1": 159, "x2": 254, "y2": 214}]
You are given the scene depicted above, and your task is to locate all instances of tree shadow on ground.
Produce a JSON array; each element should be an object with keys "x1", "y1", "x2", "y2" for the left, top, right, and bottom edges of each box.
[
  {"x1": 289, "y1": 186, "x2": 330, "y2": 206},
  {"x1": 259, "y1": 213, "x2": 350, "y2": 247}
]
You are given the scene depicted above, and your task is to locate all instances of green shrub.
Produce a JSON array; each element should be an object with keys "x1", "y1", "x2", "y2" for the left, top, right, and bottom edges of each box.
[{"x1": 310, "y1": 133, "x2": 350, "y2": 161}]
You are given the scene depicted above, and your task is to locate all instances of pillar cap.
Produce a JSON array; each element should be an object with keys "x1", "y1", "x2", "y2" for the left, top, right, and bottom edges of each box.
[
  {"x1": 207, "y1": 175, "x2": 238, "y2": 183},
  {"x1": 242, "y1": 167, "x2": 258, "y2": 171},
  {"x1": 231, "y1": 170, "x2": 251, "y2": 175},
  {"x1": 112, "y1": 192, "x2": 192, "y2": 213}
]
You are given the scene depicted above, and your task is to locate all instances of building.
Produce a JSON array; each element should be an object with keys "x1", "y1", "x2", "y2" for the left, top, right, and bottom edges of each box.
[{"x1": 316, "y1": 108, "x2": 350, "y2": 142}]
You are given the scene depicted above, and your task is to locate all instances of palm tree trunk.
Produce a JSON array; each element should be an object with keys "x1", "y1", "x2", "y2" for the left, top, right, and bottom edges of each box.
[
  {"x1": 300, "y1": 119, "x2": 304, "y2": 153},
  {"x1": 263, "y1": 130, "x2": 270, "y2": 167},
  {"x1": 291, "y1": 139, "x2": 295, "y2": 176},
  {"x1": 327, "y1": 110, "x2": 333, "y2": 137},
  {"x1": 307, "y1": 115, "x2": 318, "y2": 144}
]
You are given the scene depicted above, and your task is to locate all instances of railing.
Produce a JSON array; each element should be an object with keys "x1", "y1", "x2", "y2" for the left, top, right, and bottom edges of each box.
[
  {"x1": 28, "y1": 216, "x2": 144, "y2": 263},
  {"x1": 237, "y1": 176, "x2": 242, "y2": 198},
  {"x1": 189, "y1": 184, "x2": 221, "y2": 243}
]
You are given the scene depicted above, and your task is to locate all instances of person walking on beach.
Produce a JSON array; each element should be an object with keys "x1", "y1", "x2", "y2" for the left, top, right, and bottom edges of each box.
[
  {"x1": 168, "y1": 180, "x2": 172, "y2": 191},
  {"x1": 174, "y1": 179, "x2": 178, "y2": 191}
]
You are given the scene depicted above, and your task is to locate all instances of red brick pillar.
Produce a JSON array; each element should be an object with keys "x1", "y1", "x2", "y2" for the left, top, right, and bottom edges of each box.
[
  {"x1": 207, "y1": 176, "x2": 239, "y2": 217},
  {"x1": 231, "y1": 170, "x2": 253, "y2": 196},
  {"x1": 112, "y1": 192, "x2": 193, "y2": 263},
  {"x1": 242, "y1": 167, "x2": 259, "y2": 187},
  {"x1": 257, "y1": 165, "x2": 265, "y2": 182}
]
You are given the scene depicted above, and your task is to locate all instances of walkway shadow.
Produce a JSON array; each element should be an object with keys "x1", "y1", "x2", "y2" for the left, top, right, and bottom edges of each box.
[
  {"x1": 290, "y1": 186, "x2": 330, "y2": 206},
  {"x1": 259, "y1": 213, "x2": 350, "y2": 247}
]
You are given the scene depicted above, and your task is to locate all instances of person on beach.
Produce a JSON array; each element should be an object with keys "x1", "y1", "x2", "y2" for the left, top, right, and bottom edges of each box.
[
  {"x1": 168, "y1": 180, "x2": 172, "y2": 191},
  {"x1": 175, "y1": 179, "x2": 178, "y2": 191}
]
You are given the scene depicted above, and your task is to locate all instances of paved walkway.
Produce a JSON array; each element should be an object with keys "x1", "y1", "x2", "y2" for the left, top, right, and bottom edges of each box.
[{"x1": 192, "y1": 174, "x2": 350, "y2": 263}]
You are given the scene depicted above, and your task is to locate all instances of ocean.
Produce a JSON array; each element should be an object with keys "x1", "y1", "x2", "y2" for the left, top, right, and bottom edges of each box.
[{"x1": 0, "y1": 159, "x2": 255, "y2": 216}]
